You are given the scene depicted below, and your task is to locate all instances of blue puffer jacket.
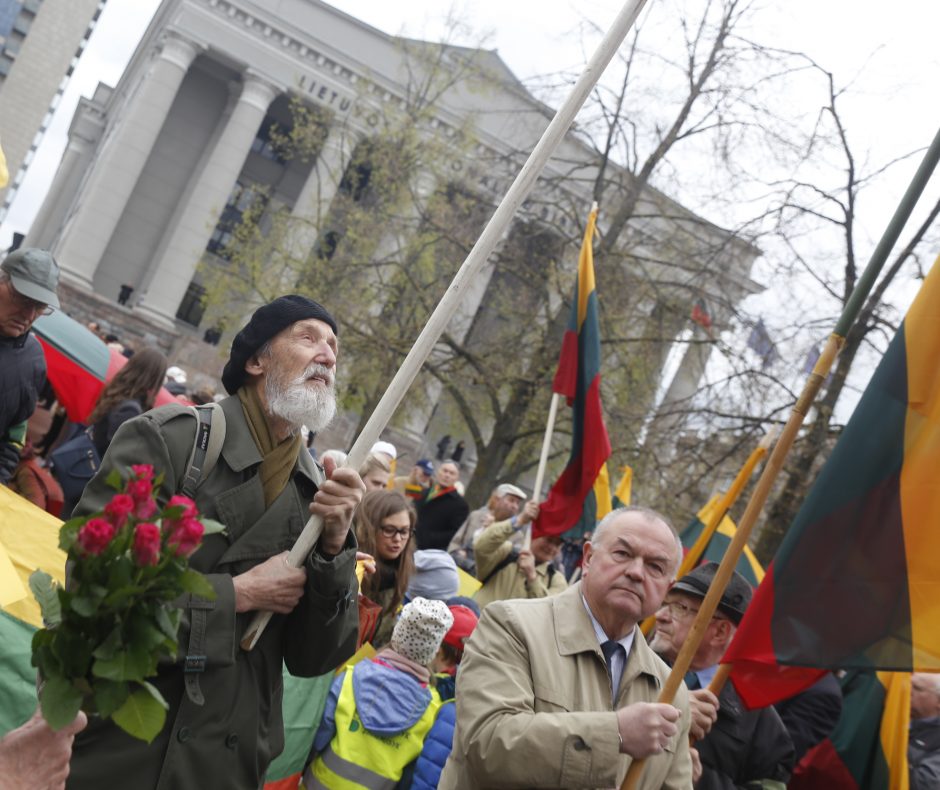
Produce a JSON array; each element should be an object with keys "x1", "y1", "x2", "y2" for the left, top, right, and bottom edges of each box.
[{"x1": 410, "y1": 701, "x2": 456, "y2": 790}]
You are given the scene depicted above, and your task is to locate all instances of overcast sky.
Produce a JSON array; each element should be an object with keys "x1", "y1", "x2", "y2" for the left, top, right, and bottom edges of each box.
[
  {"x1": 2, "y1": 0, "x2": 938, "y2": 411},
  {"x1": 4, "y1": 0, "x2": 938, "y2": 251}
]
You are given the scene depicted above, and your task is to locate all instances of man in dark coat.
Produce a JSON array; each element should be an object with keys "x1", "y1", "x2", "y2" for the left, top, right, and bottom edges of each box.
[
  {"x1": 774, "y1": 672, "x2": 842, "y2": 763},
  {"x1": 650, "y1": 562, "x2": 795, "y2": 789},
  {"x1": 0, "y1": 248, "x2": 59, "y2": 483},
  {"x1": 415, "y1": 461, "x2": 469, "y2": 551},
  {"x1": 67, "y1": 295, "x2": 363, "y2": 790},
  {"x1": 910, "y1": 673, "x2": 940, "y2": 790}
]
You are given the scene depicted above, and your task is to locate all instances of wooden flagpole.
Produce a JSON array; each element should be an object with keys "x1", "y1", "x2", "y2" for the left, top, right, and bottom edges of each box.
[
  {"x1": 621, "y1": 123, "x2": 940, "y2": 789},
  {"x1": 242, "y1": 0, "x2": 654, "y2": 651}
]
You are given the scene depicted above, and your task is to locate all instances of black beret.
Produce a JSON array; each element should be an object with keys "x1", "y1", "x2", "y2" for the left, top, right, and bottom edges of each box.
[
  {"x1": 671, "y1": 561, "x2": 753, "y2": 624},
  {"x1": 221, "y1": 295, "x2": 337, "y2": 394}
]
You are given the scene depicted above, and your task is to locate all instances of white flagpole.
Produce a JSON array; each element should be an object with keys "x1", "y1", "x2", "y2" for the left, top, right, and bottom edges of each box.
[
  {"x1": 523, "y1": 392, "x2": 562, "y2": 551},
  {"x1": 242, "y1": 0, "x2": 653, "y2": 650}
]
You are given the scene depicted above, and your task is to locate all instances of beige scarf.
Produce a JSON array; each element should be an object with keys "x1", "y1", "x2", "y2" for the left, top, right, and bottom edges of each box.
[
  {"x1": 374, "y1": 647, "x2": 431, "y2": 685},
  {"x1": 238, "y1": 386, "x2": 302, "y2": 507}
]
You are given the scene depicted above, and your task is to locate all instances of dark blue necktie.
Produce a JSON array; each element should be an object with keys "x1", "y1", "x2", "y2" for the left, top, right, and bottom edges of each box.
[
  {"x1": 601, "y1": 640, "x2": 624, "y2": 700},
  {"x1": 685, "y1": 671, "x2": 701, "y2": 690}
]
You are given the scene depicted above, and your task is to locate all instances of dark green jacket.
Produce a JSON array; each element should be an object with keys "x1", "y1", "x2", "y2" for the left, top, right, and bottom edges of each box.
[{"x1": 67, "y1": 396, "x2": 359, "y2": 790}]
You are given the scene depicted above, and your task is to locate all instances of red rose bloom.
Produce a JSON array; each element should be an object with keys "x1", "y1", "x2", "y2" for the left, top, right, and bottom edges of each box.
[
  {"x1": 103, "y1": 494, "x2": 135, "y2": 529},
  {"x1": 134, "y1": 497, "x2": 158, "y2": 520},
  {"x1": 165, "y1": 494, "x2": 198, "y2": 520},
  {"x1": 127, "y1": 478, "x2": 153, "y2": 502},
  {"x1": 167, "y1": 517, "x2": 204, "y2": 558},
  {"x1": 77, "y1": 518, "x2": 116, "y2": 556},
  {"x1": 131, "y1": 464, "x2": 155, "y2": 481},
  {"x1": 132, "y1": 523, "x2": 161, "y2": 566}
]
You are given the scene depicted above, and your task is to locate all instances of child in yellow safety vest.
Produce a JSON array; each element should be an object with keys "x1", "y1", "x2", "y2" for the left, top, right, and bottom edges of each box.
[{"x1": 302, "y1": 597, "x2": 454, "y2": 790}]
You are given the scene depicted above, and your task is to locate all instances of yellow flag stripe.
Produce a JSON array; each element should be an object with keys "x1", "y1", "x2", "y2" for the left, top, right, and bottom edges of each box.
[
  {"x1": 877, "y1": 671, "x2": 910, "y2": 790},
  {"x1": 0, "y1": 487, "x2": 66, "y2": 628},
  {"x1": 901, "y1": 253, "x2": 940, "y2": 662},
  {"x1": 576, "y1": 209, "x2": 598, "y2": 330}
]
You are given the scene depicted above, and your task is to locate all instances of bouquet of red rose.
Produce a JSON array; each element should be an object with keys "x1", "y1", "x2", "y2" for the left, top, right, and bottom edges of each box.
[{"x1": 30, "y1": 464, "x2": 223, "y2": 743}]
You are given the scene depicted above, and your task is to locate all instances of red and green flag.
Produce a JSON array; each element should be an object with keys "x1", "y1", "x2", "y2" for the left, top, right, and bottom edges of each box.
[
  {"x1": 725, "y1": 255, "x2": 940, "y2": 708},
  {"x1": 33, "y1": 310, "x2": 179, "y2": 423},
  {"x1": 788, "y1": 671, "x2": 910, "y2": 790},
  {"x1": 533, "y1": 207, "x2": 611, "y2": 537}
]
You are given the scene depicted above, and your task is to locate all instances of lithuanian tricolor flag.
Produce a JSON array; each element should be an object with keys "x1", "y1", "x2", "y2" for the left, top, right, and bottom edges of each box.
[
  {"x1": 0, "y1": 486, "x2": 66, "y2": 736},
  {"x1": 726, "y1": 255, "x2": 940, "y2": 708},
  {"x1": 680, "y1": 495, "x2": 765, "y2": 587},
  {"x1": 612, "y1": 465, "x2": 632, "y2": 508},
  {"x1": 788, "y1": 671, "x2": 910, "y2": 790},
  {"x1": 533, "y1": 207, "x2": 611, "y2": 537}
]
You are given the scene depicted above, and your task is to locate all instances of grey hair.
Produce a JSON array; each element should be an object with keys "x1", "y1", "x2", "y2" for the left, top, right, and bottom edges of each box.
[
  {"x1": 591, "y1": 505, "x2": 683, "y2": 578},
  {"x1": 914, "y1": 673, "x2": 940, "y2": 697}
]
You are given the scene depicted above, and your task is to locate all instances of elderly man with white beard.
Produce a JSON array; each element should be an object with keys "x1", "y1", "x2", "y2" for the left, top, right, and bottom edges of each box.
[{"x1": 67, "y1": 295, "x2": 364, "y2": 790}]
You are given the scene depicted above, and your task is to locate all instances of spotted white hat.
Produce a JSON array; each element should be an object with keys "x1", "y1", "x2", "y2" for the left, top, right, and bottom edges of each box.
[{"x1": 391, "y1": 597, "x2": 454, "y2": 666}]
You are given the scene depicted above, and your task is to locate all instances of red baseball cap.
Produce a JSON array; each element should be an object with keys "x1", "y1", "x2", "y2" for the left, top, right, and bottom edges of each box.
[{"x1": 443, "y1": 605, "x2": 478, "y2": 651}]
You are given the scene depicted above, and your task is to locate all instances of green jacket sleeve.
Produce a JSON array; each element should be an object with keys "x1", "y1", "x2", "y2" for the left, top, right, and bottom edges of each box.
[{"x1": 283, "y1": 532, "x2": 359, "y2": 677}]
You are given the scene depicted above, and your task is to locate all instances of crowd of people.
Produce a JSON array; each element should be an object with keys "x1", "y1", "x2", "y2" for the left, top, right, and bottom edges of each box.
[{"x1": 0, "y1": 244, "x2": 938, "y2": 789}]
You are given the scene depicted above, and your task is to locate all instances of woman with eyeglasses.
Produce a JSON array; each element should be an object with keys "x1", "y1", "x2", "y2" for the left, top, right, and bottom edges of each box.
[{"x1": 354, "y1": 489, "x2": 417, "y2": 648}]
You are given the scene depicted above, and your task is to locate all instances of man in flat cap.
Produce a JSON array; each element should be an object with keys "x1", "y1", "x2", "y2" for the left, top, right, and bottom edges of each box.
[
  {"x1": 448, "y1": 482, "x2": 530, "y2": 575},
  {"x1": 650, "y1": 562, "x2": 794, "y2": 789},
  {"x1": 68, "y1": 295, "x2": 363, "y2": 790},
  {"x1": 0, "y1": 247, "x2": 59, "y2": 484}
]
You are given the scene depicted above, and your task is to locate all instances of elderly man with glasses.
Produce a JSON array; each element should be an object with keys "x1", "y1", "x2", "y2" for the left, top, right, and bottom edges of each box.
[
  {"x1": 0, "y1": 248, "x2": 59, "y2": 485},
  {"x1": 650, "y1": 562, "x2": 795, "y2": 789}
]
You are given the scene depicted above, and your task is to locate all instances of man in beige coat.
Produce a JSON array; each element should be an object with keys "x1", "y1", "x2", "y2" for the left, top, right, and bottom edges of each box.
[
  {"x1": 439, "y1": 506, "x2": 696, "y2": 789},
  {"x1": 472, "y1": 500, "x2": 568, "y2": 609}
]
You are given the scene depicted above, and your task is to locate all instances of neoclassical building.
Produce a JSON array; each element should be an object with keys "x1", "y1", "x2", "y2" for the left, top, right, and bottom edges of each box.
[{"x1": 26, "y1": 0, "x2": 760, "y2": 469}]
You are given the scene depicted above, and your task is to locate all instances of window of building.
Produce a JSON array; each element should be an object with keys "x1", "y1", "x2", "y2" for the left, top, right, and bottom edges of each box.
[
  {"x1": 0, "y1": 3, "x2": 23, "y2": 41},
  {"x1": 176, "y1": 281, "x2": 207, "y2": 327},
  {"x1": 250, "y1": 114, "x2": 288, "y2": 164},
  {"x1": 206, "y1": 180, "x2": 268, "y2": 258},
  {"x1": 314, "y1": 229, "x2": 340, "y2": 261}
]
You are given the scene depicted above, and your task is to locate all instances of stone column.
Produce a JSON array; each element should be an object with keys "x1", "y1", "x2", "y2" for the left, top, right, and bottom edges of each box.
[
  {"x1": 282, "y1": 123, "x2": 357, "y2": 265},
  {"x1": 136, "y1": 71, "x2": 279, "y2": 327},
  {"x1": 53, "y1": 32, "x2": 200, "y2": 288},
  {"x1": 26, "y1": 96, "x2": 107, "y2": 249}
]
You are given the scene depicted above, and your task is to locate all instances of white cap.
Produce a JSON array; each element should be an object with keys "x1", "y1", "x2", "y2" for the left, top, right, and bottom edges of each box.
[
  {"x1": 370, "y1": 440, "x2": 397, "y2": 460},
  {"x1": 166, "y1": 365, "x2": 187, "y2": 384},
  {"x1": 495, "y1": 483, "x2": 527, "y2": 500}
]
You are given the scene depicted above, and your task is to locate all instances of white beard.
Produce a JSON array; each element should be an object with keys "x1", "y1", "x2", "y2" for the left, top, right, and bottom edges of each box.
[{"x1": 265, "y1": 362, "x2": 337, "y2": 434}]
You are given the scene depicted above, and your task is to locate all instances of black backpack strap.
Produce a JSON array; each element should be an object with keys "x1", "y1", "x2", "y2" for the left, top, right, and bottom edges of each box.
[
  {"x1": 480, "y1": 548, "x2": 521, "y2": 586},
  {"x1": 178, "y1": 403, "x2": 225, "y2": 706},
  {"x1": 180, "y1": 404, "x2": 225, "y2": 499}
]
